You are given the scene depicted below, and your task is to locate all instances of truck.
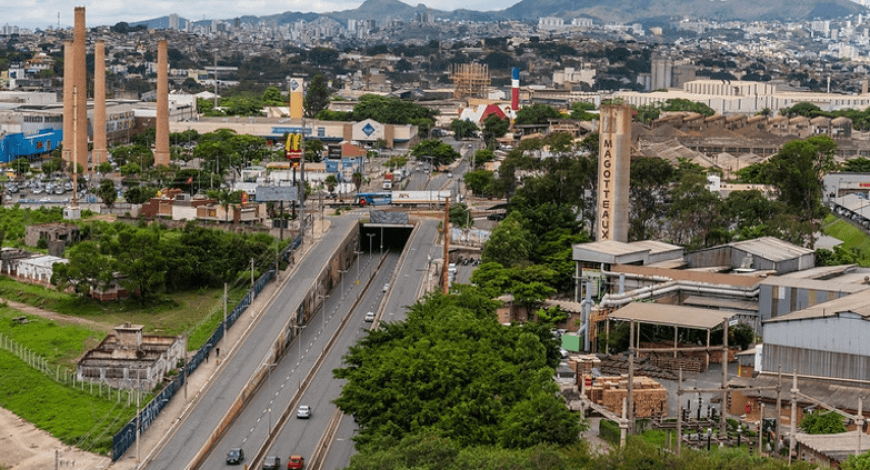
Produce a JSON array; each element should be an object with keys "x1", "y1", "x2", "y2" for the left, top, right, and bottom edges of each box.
[
  {"x1": 390, "y1": 190, "x2": 453, "y2": 206},
  {"x1": 382, "y1": 173, "x2": 394, "y2": 190},
  {"x1": 354, "y1": 190, "x2": 453, "y2": 206}
]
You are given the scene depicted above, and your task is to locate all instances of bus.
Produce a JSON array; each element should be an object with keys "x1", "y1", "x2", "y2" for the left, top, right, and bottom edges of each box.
[{"x1": 355, "y1": 192, "x2": 392, "y2": 206}]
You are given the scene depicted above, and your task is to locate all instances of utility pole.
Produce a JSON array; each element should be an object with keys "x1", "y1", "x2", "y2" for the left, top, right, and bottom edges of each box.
[{"x1": 442, "y1": 196, "x2": 450, "y2": 294}]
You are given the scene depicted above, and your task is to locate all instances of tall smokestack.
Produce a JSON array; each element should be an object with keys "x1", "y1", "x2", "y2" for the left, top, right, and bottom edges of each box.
[
  {"x1": 596, "y1": 104, "x2": 632, "y2": 243},
  {"x1": 74, "y1": 6, "x2": 88, "y2": 173},
  {"x1": 511, "y1": 67, "x2": 520, "y2": 111},
  {"x1": 93, "y1": 40, "x2": 107, "y2": 169},
  {"x1": 62, "y1": 40, "x2": 73, "y2": 166},
  {"x1": 155, "y1": 40, "x2": 170, "y2": 167}
]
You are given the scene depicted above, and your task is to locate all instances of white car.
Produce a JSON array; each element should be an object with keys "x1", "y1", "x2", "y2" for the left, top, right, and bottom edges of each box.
[
  {"x1": 364, "y1": 311, "x2": 376, "y2": 322},
  {"x1": 296, "y1": 405, "x2": 311, "y2": 419},
  {"x1": 382, "y1": 283, "x2": 390, "y2": 292}
]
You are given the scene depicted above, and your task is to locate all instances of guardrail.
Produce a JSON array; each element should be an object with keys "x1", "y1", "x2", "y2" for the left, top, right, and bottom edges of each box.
[{"x1": 111, "y1": 234, "x2": 302, "y2": 461}]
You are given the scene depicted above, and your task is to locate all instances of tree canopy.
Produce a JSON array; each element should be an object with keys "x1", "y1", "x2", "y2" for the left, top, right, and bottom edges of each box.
[{"x1": 333, "y1": 287, "x2": 585, "y2": 449}]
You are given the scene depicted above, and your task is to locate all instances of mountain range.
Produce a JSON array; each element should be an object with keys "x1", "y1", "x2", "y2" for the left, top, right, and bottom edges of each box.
[{"x1": 132, "y1": 0, "x2": 866, "y2": 30}]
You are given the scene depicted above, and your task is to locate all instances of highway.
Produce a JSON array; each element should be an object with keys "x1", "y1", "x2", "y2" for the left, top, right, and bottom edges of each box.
[
  {"x1": 145, "y1": 217, "x2": 357, "y2": 470},
  {"x1": 199, "y1": 249, "x2": 400, "y2": 469},
  {"x1": 321, "y1": 219, "x2": 441, "y2": 470},
  {"x1": 147, "y1": 138, "x2": 479, "y2": 470},
  {"x1": 262, "y1": 251, "x2": 400, "y2": 466}
]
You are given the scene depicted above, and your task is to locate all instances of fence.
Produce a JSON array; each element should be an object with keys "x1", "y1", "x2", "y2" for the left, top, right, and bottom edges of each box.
[
  {"x1": 0, "y1": 332, "x2": 138, "y2": 405},
  {"x1": 111, "y1": 233, "x2": 303, "y2": 460}
]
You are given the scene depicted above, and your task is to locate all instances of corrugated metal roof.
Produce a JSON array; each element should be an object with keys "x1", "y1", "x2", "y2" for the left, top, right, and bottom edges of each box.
[
  {"x1": 777, "y1": 265, "x2": 857, "y2": 280},
  {"x1": 575, "y1": 240, "x2": 647, "y2": 256},
  {"x1": 682, "y1": 295, "x2": 759, "y2": 311},
  {"x1": 729, "y1": 237, "x2": 814, "y2": 262},
  {"x1": 730, "y1": 373, "x2": 870, "y2": 422},
  {"x1": 759, "y1": 276, "x2": 870, "y2": 294},
  {"x1": 764, "y1": 290, "x2": 870, "y2": 323},
  {"x1": 795, "y1": 431, "x2": 870, "y2": 461},
  {"x1": 630, "y1": 240, "x2": 684, "y2": 255},
  {"x1": 609, "y1": 302, "x2": 732, "y2": 330}
]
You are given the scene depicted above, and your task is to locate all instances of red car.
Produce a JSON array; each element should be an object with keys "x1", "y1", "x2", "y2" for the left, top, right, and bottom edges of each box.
[{"x1": 287, "y1": 454, "x2": 305, "y2": 470}]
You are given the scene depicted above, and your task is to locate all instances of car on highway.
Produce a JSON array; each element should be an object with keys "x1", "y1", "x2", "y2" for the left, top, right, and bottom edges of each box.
[
  {"x1": 226, "y1": 448, "x2": 244, "y2": 465},
  {"x1": 296, "y1": 405, "x2": 311, "y2": 419},
  {"x1": 287, "y1": 454, "x2": 305, "y2": 470},
  {"x1": 382, "y1": 283, "x2": 390, "y2": 292},
  {"x1": 262, "y1": 455, "x2": 281, "y2": 470},
  {"x1": 364, "y1": 311, "x2": 375, "y2": 322}
]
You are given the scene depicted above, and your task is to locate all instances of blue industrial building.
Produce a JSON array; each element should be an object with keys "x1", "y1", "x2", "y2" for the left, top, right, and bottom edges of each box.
[{"x1": 0, "y1": 129, "x2": 63, "y2": 163}]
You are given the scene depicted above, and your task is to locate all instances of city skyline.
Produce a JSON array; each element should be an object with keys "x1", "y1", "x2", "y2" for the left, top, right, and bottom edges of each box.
[{"x1": 5, "y1": 0, "x2": 522, "y2": 30}]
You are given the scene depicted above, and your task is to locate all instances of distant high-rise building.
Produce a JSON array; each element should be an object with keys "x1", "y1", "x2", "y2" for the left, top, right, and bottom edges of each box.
[
  {"x1": 233, "y1": 17, "x2": 241, "y2": 28},
  {"x1": 169, "y1": 13, "x2": 179, "y2": 30},
  {"x1": 347, "y1": 19, "x2": 357, "y2": 32}
]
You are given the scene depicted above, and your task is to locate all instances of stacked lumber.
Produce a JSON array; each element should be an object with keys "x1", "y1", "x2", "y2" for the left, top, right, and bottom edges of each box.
[
  {"x1": 597, "y1": 354, "x2": 678, "y2": 380},
  {"x1": 585, "y1": 375, "x2": 668, "y2": 418},
  {"x1": 569, "y1": 355, "x2": 600, "y2": 376}
]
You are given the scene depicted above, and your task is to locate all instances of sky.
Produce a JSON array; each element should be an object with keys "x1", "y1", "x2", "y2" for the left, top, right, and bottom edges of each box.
[{"x1": 7, "y1": 0, "x2": 519, "y2": 30}]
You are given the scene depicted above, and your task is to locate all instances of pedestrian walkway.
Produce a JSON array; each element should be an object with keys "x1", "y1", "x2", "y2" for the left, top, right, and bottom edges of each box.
[{"x1": 110, "y1": 218, "x2": 332, "y2": 470}]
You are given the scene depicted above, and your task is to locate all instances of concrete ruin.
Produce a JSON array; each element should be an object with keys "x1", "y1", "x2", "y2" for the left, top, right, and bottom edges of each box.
[{"x1": 77, "y1": 323, "x2": 186, "y2": 391}]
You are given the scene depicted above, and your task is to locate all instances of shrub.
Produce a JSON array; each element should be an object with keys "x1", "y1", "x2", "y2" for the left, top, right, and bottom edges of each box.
[{"x1": 599, "y1": 419, "x2": 621, "y2": 446}]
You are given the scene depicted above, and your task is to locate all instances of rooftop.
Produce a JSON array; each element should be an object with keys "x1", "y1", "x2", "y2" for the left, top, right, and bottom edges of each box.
[
  {"x1": 764, "y1": 289, "x2": 870, "y2": 324},
  {"x1": 608, "y1": 302, "x2": 733, "y2": 330}
]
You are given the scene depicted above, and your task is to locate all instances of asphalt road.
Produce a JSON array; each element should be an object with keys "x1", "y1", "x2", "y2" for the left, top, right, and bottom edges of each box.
[
  {"x1": 321, "y1": 219, "x2": 441, "y2": 470},
  {"x1": 145, "y1": 217, "x2": 356, "y2": 470},
  {"x1": 264, "y1": 252, "x2": 401, "y2": 464}
]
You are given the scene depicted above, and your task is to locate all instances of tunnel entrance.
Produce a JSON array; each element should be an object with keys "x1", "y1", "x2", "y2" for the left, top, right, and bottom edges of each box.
[{"x1": 359, "y1": 223, "x2": 414, "y2": 255}]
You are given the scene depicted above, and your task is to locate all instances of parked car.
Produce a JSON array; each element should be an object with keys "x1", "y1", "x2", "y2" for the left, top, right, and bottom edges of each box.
[
  {"x1": 226, "y1": 448, "x2": 245, "y2": 465},
  {"x1": 487, "y1": 212, "x2": 506, "y2": 221},
  {"x1": 364, "y1": 311, "x2": 375, "y2": 322},
  {"x1": 287, "y1": 454, "x2": 305, "y2": 470},
  {"x1": 262, "y1": 456, "x2": 281, "y2": 470},
  {"x1": 296, "y1": 405, "x2": 311, "y2": 419}
]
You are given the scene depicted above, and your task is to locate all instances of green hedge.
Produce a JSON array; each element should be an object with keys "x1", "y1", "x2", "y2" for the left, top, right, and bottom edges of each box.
[{"x1": 599, "y1": 419, "x2": 621, "y2": 446}]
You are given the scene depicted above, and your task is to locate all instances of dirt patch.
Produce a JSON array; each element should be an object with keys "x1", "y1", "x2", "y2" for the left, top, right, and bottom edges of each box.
[{"x1": 0, "y1": 406, "x2": 109, "y2": 470}]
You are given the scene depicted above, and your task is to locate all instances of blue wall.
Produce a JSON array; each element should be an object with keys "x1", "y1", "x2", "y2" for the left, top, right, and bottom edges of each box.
[{"x1": 0, "y1": 129, "x2": 63, "y2": 163}]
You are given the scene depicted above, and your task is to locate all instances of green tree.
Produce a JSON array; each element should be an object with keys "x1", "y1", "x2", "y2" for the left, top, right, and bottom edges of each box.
[
  {"x1": 304, "y1": 74, "x2": 330, "y2": 118},
  {"x1": 514, "y1": 103, "x2": 561, "y2": 126},
  {"x1": 333, "y1": 287, "x2": 584, "y2": 449},
  {"x1": 97, "y1": 161, "x2": 113, "y2": 174},
  {"x1": 95, "y1": 179, "x2": 118, "y2": 208},
  {"x1": 569, "y1": 101, "x2": 597, "y2": 120},
  {"x1": 304, "y1": 138, "x2": 324, "y2": 163},
  {"x1": 668, "y1": 164, "x2": 728, "y2": 249},
  {"x1": 800, "y1": 410, "x2": 847, "y2": 434},
  {"x1": 324, "y1": 174, "x2": 338, "y2": 193},
  {"x1": 11, "y1": 157, "x2": 29, "y2": 176},
  {"x1": 843, "y1": 450, "x2": 870, "y2": 470},
  {"x1": 449, "y1": 203, "x2": 472, "y2": 228},
  {"x1": 471, "y1": 149, "x2": 494, "y2": 168},
  {"x1": 545, "y1": 132, "x2": 574, "y2": 154},
  {"x1": 450, "y1": 119, "x2": 479, "y2": 139},
  {"x1": 463, "y1": 169, "x2": 494, "y2": 196},
  {"x1": 123, "y1": 186, "x2": 158, "y2": 204},
  {"x1": 51, "y1": 241, "x2": 114, "y2": 296},
  {"x1": 843, "y1": 157, "x2": 870, "y2": 173},
  {"x1": 766, "y1": 136, "x2": 837, "y2": 241},
  {"x1": 261, "y1": 86, "x2": 284, "y2": 105},
  {"x1": 352, "y1": 172, "x2": 363, "y2": 192},
  {"x1": 411, "y1": 139, "x2": 461, "y2": 167},
  {"x1": 630, "y1": 157, "x2": 675, "y2": 241},
  {"x1": 116, "y1": 229, "x2": 167, "y2": 302},
  {"x1": 482, "y1": 114, "x2": 510, "y2": 146},
  {"x1": 482, "y1": 211, "x2": 532, "y2": 267}
]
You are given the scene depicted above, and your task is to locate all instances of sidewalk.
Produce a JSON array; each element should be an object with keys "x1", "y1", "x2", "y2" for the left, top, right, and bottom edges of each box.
[
  {"x1": 0, "y1": 218, "x2": 331, "y2": 470},
  {"x1": 112, "y1": 217, "x2": 331, "y2": 470}
]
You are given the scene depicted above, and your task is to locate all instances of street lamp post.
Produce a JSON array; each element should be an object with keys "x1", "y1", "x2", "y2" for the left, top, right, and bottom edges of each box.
[
  {"x1": 354, "y1": 250, "x2": 363, "y2": 279},
  {"x1": 380, "y1": 226, "x2": 384, "y2": 257},
  {"x1": 367, "y1": 233, "x2": 375, "y2": 256}
]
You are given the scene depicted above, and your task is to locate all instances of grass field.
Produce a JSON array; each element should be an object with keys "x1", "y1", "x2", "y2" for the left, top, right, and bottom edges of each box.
[
  {"x1": 0, "y1": 280, "x2": 251, "y2": 456},
  {"x1": 0, "y1": 348, "x2": 137, "y2": 455},
  {"x1": 821, "y1": 214, "x2": 870, "y2": 266},
  {"x1": 0, "y1": 278, "x2": 247, "y2": 350}
]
